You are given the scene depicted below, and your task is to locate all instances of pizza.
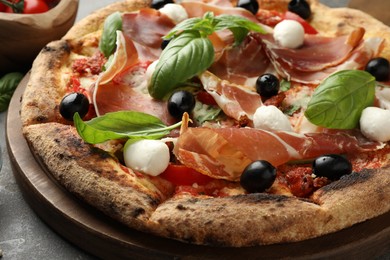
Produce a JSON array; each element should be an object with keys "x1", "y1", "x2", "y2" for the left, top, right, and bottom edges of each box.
[{"x1": 19, "y1": 0, "x2": 390, "y2": 247}]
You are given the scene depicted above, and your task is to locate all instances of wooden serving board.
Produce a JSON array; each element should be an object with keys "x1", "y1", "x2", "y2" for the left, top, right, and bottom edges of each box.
[{"x1": 6, "y1": 74, "x2": 390, "y2": 259}]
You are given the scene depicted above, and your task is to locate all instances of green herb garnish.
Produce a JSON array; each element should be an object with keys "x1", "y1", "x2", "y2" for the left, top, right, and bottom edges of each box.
[
  {"x1": 99, "y1": 12, "x2": 123, "y2": 58},
  {"x1": 0, "y1": 72, "x2": 24, "y2": 112},
  {"x1": 304, "y1": 70, "x2": 375, "y2": 129},
  {"x1": 74, "y1": 111, "x2": 181, "y2": 144},
  {"x1": 148, "y1": 12, "x2": 266, "y2": 100}
]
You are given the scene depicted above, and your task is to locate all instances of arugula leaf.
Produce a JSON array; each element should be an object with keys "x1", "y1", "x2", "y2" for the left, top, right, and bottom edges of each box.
[
  {"x1": 280, "y1": 79, "x2": 291, "y2": 92},
  {"x1": 305, "y1": 70, "x2": 375, "y2": 129},
  {"x1": 149, "y1": 31, "x2": 215, "y2": 100},
  {"x1": 0, "y1": 72, "x2": 24, "y2": 112},
  {"x1": 74, "y1": 111, "x2": 182, "y2": 144},
  {"x1": 99, "y1": 12, "x2": 122, "y2": 57}
]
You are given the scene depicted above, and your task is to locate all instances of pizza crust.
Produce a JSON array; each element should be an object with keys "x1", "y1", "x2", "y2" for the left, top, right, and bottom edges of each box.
[
  {"x1": 20, "y1": 40, "x2": 72, "y2": 127},
  {"x1": 309, "y1": 1, "x2": 390, "y2": 60},
  {"x1": 22, "y1": 122, "x2": 390, "y2": 247},
  {"x1": 23, "y1": 123, "x2": 174, "y2": 231}
]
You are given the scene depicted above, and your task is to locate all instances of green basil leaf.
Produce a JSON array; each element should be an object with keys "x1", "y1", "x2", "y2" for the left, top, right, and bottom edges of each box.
[
  {"x1": 74, "y1": 111, "x2": 182, "y2": 144},
  {"x1": 149, "y1": 31, "x2": 214, "y2": 100},
  {"x1": 99, "y1": 12, "x2": 122, "y2": 57},
  {"x1": 215, "y1": 14, "x2": 266, "y2": 45},
  {"x1": 0, "y1": 72, "x2": 24, "y2": 112},
  {"x1": 304, "y1": 70, "x2": 375, "y2": 129},
  {"x1": 164, "y1": 17, "x2": 203, "y2": 39}
]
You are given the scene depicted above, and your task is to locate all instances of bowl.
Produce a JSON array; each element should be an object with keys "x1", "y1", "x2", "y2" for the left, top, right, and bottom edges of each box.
[{"x1": 0, "y1": 0, "x2": 79, "y2": 73}]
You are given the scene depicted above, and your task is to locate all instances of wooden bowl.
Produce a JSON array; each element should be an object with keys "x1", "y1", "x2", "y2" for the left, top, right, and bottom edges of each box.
[{"x1": 0, "y1": 0, "x2": 79, "y2": 74}]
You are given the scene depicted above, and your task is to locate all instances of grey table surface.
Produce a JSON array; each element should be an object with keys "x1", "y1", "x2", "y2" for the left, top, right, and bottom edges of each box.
[{"x1": 1, "y1": 0, "x2": 388, "y2": 259}]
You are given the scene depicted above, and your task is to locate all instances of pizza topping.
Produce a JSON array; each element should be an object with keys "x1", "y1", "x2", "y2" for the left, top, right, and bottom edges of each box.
[
  {"x1": 175, "y1": 126, "x2": 382, "y2": 181},
  {"x1": 159, "y1": 3, "x2": 188, "y2": 24},
  {"x1": 312, "y1": 154, "x2": 352, "y2": 181},
  {"x1": 287, "y1": 0, "x2": 311, "y2": 20},
  {"x1": 199, "y1": 71, "x2": 262, "y2": 125},
  {"x1": 122, "y1": 8, "x2": 176, "y2": 60},
  {"x1": 255, "y1": 73, "x2": 280, "y2": 98},
  {"x1": 283, "y1": 11, "x2": 318, "y2": 35},
  {"x1": 209, "y1": 32, "x2": 270, "y2": 86},
  {"x1": 365, "y1": 57, "x2": 390, "y2": 82},
  {"x1": 236, "y1": 0, "x2": 259, "y2": 15},
  {"x1": 99, "y1": 11, "x2": 123, "y2": 58},
  {"x1": 73, "y1": 111, "x2": 182, "y2": 144},
  {"x1": 253, "y1": 105, "x2": 293, "y2": 132},
  {"x1": 273, "y1": 20, "x2": 305, "y2": 49},
  {"x1": 240, "y1": 160, "x2": 277, "y2": 193},
  {"x1": 150, "y1": 0, "x2": 173, "y2": 10},
  {"x1": 148, "y1": 12, "x2": 266, "y2": 99},
  {"x1": 167, "y1": 90, "x2": 196, "y2": 119},
  {"x1": 123, "y1": 139, "x2": 170, "y2": 176},
  {"x1": 160, "y1": 164, "x2": 213, "y2": 186},
  {"x1": 305, "y1": 70, "x2": 375, "y2": 129},
  {"x1": 59, "y1": 93, "x2": 90, "y2": 121},
  {"x1": 360, "y1": 107, "x2": 390, "y2": 142}
]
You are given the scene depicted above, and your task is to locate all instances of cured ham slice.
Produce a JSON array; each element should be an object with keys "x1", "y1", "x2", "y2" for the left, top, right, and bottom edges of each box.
[
  {"x1": 94, "y1": 63, "x2": 176, "y2": 125},
  {"x1": 175, "y1": 127, "x2": 383, "y2": 181},
  {"x1": 180, "y1": 1, "x2": 258, "y2": 22},
  {"x1": 279, "y1": 37, "x2": 385, "y2": 84},
  {"x1": 261, "y1": 27, "x2": 365, "y2": 73},
  {"x1": 122, "y1": 8, "x2": 176, "y2": 61},
  {"x1": 92, "y1": 32, "x2": 175, "y2": 125},
  {"x1": 209, "y1": 33, "x2": 270, "y2": 85},
  {"x1": 199, "y1": 71, "x2": 262, "y2": 125}
]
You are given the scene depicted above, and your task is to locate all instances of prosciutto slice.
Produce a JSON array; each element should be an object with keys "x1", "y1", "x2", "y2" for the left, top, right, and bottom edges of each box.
[
  {"x1": 261, "y1": 27, "x2": 365, "y2": 73},
  {"x1": 209, "y1": 33, "x2": 270, "y2": 85},
  {"x1": 199, "y1": 71, "x2": 262, "y2": 125},
  {"x1": 175, "y1": 127, "x2": 383, "y2": 181},
  {"x1": 91, "y1": 31, "x2": 175, "y2": 124},
  {"x1": 180, "y1": 1, "x2": 258, "y2": 22},
  {"x1": 122, "y1": 8, "x2": 176, "y2": 61}
]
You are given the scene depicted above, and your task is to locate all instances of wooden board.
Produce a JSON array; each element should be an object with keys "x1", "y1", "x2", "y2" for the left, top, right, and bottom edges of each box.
[{"x1": 6, "y1": 74, "x2": 390, "y2": 259}]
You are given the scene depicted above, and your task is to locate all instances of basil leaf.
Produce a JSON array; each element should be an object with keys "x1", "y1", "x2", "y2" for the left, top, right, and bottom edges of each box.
[
  {"x1": 74, "y1": 111, "x2": 182, "y2": 144},
  {"x1": 214, "y1": 14, "x2": 266, "y2": 45},
  {"x1": 0, "y1": 72, "x2": 24, "y2": 112},
  {"x1": 149, "y1": 31, "x2": 214, "y2": 100},
  {"x1": 99, "y1": 12, "x2": 122, "y2": 57},
  {"x1": 305, "y1": 70, "x2": 375, "y2": 129}
]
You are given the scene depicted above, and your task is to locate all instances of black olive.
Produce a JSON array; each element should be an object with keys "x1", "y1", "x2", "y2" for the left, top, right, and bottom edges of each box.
[
  {"x1": 288, "y1": 0, "x2": 311, "y2": 20},
  {"x1": 240, "y1": 160, "x2": 276, "y2": 193},
  {"x1": 150, "y1": 0, "x2": 173, "y2": 9},
  {"x1": 313, "y1": 154, "x2": 352, "y2": 181},
  {"x1": 365, "y1": 57, "x2": 390, "y2": 82},
  {"x1": 236, "y1": 0, "x2": 259, "y2": 15},
  {"x1": 161, "y1": 39, "x2": 170, "y2": 50},
  {"x1": 59, "y1": 92, "x2": 89, "y2": 121},
  {"x1": 167, "y1": 90, "x2": 196, "y2": 119},
  {"x1": 255, "y1": 73, "x2": 280, "y2": 98}
]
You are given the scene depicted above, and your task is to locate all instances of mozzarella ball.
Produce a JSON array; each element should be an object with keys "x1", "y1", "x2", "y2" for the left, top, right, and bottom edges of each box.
[
  {"x1": 123, "y1": 139, "x2": 170, "y2": 176},
  {"x1": 360, "y1": 107, "x2": 390, "y2": 142},
  {"x1": 253, "y1": 105, "x2": 293, "y2": 132},
  {"x1": 159, "y1": 4, "x2": 188, "y2": 24},
  {"x1": 273, "y1": 20, "x2": 305, "y2": 49}
]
